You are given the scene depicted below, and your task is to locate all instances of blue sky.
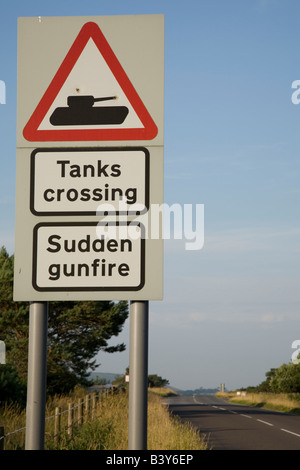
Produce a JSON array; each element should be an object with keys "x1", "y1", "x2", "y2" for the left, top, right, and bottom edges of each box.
[{"x1": 1, "y1": 0, "x2": 300, "y2": 391}]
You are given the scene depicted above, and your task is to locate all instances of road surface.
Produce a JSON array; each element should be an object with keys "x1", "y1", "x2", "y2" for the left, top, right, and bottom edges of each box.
[{"x1": 163, "y1": 394, "x2": 300, "y2": 450}]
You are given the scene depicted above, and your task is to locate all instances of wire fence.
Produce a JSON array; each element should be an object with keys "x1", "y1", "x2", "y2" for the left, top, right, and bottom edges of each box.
[{"x1": 0, "y1": 388, "x2": 116, "y2": 450}]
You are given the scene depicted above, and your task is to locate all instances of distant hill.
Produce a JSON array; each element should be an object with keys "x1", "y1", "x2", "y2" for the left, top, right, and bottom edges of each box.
[
  {"x1": 169, "y1": 386, "x2": 219, "y2": 396},
  {"x1": 89, "y1": 373, "x2": 218, "y2": 395},
  {"x1": 89, "y1": 371, "x2": 122, "y2": 384}
]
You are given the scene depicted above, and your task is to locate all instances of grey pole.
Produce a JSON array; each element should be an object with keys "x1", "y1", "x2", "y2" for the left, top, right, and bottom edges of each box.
[
  {"x1": 128, "y1": 300, "x2": 149, "y2": 450},
  {"x1": 25, "y1": 301, "x2": 48, "y2": 450}
]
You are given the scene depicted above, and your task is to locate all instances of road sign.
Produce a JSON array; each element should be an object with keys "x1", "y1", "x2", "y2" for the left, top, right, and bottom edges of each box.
[
  {"x1": 14, "y1": 145, "x2": 163, "y2": 301},
  {"x1": 17, "y1": 15, "x2": 164, "y2": 147},
  {"x1": 15, "y1": 16, "x2": 164, "y2": 451},
  {"x1": 23, "y1": 22, "x2": 158, "y2": 142},
  {"x1": 30, "y1": 147, "x2": 149, "y2": 216},
  {"x1": 33, "y1": 222, "x2": 145, "y2": 292},
  {"x1": 14, "y1": 15, "x2": 164, "y2": 301}
]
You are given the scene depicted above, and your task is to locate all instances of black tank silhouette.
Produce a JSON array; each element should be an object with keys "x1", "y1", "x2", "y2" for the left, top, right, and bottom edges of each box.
[{"x1": 50, "y1": 95, "x2": 129, "y2": 126}]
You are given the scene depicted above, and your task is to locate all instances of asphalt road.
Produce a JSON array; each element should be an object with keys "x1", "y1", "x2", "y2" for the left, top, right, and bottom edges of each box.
[{"x1": 163, "y1": 394, "x2": 300, "y2": 450}]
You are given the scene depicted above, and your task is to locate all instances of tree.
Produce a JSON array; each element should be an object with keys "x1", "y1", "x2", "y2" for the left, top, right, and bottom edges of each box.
[
  {"x1": 148, "y1": 374, "x2": 169, "y2": 388},
  {"x1": 47, "y1": 299, "x2": 128, "y2": 394},
  {"x1": 113, "y1": 369, "x2": 169, "y2": 390},
  {"x1": 255, "y1": 368, "x2": 277, "y2": 392},
  {"x1": 269, "y1": 363, "x2": 300, "y2": 393},
  {"x1": 0, "y1": 246, "x2": 129, "y2": 395},
  {"x1": 0, "y1": 247, "x2": 29, "y2": 383},
  {"x1": 0, "y1": 364, "x2": 26, "y2": 406}
]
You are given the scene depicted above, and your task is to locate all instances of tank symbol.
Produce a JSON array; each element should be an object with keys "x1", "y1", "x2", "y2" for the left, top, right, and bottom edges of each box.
[{"x1": 49, "y1": 95, "x2": 129, "y2": 126}]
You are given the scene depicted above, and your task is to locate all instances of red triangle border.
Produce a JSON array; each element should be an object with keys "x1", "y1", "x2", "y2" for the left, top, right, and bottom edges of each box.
[{"x1": 23, "y1": 22, "x2": 158, "y2": 142}]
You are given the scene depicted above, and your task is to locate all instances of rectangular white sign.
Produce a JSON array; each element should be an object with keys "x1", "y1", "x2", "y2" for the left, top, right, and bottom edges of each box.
[
  {"x1": 33, "y1": 222, "x2": 145, "y2": 292},
  {"x1": 14, "y1": 15, "x2": 164, "y2": 301},
  {"x1": 31, "y1": 147, "x2": 149, "y2": 215}
]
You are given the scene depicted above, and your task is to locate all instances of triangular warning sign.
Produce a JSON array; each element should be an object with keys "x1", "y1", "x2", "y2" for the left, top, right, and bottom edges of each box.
[{"x1": 23, "y1": 22, "x2": 158, "y2": 142}]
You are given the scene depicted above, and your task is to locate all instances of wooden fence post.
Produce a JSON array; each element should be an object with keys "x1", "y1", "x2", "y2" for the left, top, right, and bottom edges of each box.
[
  {"x1": 92, "y1": 392, "x2": 96, "y2": 420},
  {"x1": 85, "y1": 395, "x2": 90, "y2": 422},
  {"x1": 78, "y1": 398, "x2": 84, "y2": 426},
  {"x1": 54, "y1": 407, "x2": 61, "y2": 446},
  {"x1": 97, "y1": 391, "x2": 102, "y2": 412},
  {"x1": 68, "y1": 403, "x2": 73, "y2": 438}
]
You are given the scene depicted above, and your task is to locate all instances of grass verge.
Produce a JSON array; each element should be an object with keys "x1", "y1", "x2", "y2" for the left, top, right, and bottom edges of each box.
[
  {"x1": 1, "y1": 388, "x2": 207, "y2": 450},
  {"x1": 216, "y1": 391, "x2": 300, "y2": 415}
]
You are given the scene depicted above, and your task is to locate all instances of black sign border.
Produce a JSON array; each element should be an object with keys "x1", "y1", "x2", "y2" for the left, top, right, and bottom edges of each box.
[
  {"x1": 30, "y1": 147, "x2": 150, "y2": 216},
  {"x1": 32, "y1": 221, "x2": 145, "y2": 292}
]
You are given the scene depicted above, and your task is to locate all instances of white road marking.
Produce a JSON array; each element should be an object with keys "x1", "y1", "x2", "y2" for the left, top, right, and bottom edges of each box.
[
  {"x1": 191, "y1": 398, "x2": 300, "y2": 439},
  {"x1": 281, "y1": 428, "x2": 300, "y2": 438},
  {"x1": 192, "y1": 396, "x2": 204, "y2": 405},
  {"x1": 257, "y1": 419, "x2": 274, "y2": 427}
]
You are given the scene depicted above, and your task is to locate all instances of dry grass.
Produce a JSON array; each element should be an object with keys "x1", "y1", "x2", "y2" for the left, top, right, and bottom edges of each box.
[
  {"x1": 148, "y1": 387, "x2": 178, "y2": 397},
  {"x1": 1, "y1": 388, "x2": 207, "y2": 450},
  {"x1": 148, "y1": 391, "x2": 207, "y2": 450},
  {"x1": 0, "y1": 402, "x2": 26, "y2": 449},
  {"x1": 217, "y1": 391, "x2": 300, "y2": 414}
]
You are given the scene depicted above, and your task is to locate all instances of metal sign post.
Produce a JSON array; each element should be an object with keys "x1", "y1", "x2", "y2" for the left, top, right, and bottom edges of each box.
[
  {"x1": 25, "y1": 302, "x2": 48, "y2": 450},
  {"x1": 128, "y1": 300, "x2": 149, "y2": 450}
]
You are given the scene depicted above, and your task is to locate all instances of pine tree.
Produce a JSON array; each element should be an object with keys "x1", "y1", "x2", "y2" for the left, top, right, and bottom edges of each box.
[{"x1": 0, "y1": 246, "x2": 129, "y2": 395}]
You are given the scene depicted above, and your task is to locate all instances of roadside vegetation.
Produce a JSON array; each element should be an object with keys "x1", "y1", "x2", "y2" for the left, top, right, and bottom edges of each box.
[
  {"x1": 217, "y1": 391, "x2": 300, "y2": 415},
  {"x1": 0, "y1": 387, "x2": 208, "y2": 450},
  {"x1": 217, "y1": 358, "x2": 300, "y2": 415},
  {"x1": 0, "y1": 247, "x2": 207, "y2": 450}
]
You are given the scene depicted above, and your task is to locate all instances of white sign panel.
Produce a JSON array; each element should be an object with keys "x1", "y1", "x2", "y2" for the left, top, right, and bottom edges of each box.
[
  {"x1": 17, "y1": 15, "x2": 164, "y2": 147},
  {"x1": 33, "y1": 222, "x2": 145, "y2": 292},
  {"x1": 14, "y1": 15, "x2": 164, "y2": 301},
  {"x1": 31, "y1": 147, "x2": 149, "y2": 215}
]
